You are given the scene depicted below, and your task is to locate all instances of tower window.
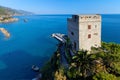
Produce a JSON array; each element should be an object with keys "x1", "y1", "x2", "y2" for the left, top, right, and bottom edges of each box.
[
  {"x1": 71, "y1": 32, "x2": 74, "y2": 35},
  {"x1": 95, "y1": 25, "x2": 97, "y2": 28},
  {"x1": 88, "y1": 25, "x2": 91, "y2": 29},
  {"x1": 88, "y1": 34, "x2": 91, "y2": 39}
]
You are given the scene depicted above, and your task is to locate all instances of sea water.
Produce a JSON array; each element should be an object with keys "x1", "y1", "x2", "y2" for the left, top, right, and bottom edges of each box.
[{"x1": 0, "y1": 14, "x2": 120, "y2": 80}]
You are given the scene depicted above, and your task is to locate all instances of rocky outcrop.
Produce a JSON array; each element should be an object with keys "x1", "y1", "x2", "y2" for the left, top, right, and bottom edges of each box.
[
  {"x1": 0, "y1": 16, "x2": 18, "y2": 23},
  {"x1": 0, "y1": 28, "x2": 10, "y2": 38}
]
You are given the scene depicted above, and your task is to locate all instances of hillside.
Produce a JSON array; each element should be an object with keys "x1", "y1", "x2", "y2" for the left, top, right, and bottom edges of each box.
[
  {"x1": 0, "y1": 6, "x2": 33, "y2": 16},
  {"x1": 39, "y1": 42, "x2": 120, "y2": 80}
]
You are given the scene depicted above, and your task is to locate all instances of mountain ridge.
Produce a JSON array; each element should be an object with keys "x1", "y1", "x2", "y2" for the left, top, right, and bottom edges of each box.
[{"x1": 0, "y1": 5, "x2": 34, "y2": 16}]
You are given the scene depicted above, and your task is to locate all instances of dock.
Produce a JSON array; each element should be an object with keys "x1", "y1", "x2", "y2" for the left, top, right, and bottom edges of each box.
[{"x1": 52, "y1": 33, "x2": 66, "y2": 43}]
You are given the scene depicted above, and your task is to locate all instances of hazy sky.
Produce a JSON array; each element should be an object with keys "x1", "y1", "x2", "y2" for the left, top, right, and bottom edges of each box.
[{"x1": 0, "y1": 0, "x2": 120, "y2": 14}]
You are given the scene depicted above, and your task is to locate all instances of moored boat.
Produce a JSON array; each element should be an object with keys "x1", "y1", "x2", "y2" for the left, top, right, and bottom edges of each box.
[{"x1": 32, "y1": 65, "x2": 40, "y2": 72}]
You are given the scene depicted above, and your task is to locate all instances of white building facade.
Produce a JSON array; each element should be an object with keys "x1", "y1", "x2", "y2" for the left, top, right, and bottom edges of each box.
[{"x1": 67, "y1": 14, "x2": 101, "y2": 51}]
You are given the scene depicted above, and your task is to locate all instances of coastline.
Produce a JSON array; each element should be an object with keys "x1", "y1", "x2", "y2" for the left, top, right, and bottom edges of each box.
[
  {"x1": 0, "y1": 16, "x2": 18, "y2": 23},
  {"x1": 0, "y1": 18, "x2": 18, "y2": 23}
]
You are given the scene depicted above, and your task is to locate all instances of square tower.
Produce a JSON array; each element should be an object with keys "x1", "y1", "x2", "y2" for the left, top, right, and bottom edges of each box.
[{"x1": 67, "y1": 14, "x2": 101, "y2": 51}]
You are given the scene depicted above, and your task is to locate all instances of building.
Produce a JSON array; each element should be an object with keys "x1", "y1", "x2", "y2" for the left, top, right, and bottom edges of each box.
[{"x1": 67, "y1": 14, "x2": 101, "y2": 51}]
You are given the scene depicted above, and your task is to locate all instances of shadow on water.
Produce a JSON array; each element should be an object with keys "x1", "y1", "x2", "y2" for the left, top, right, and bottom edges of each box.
[{"x1": 0, "y1": 50, "x2": 49, "y2": 80}]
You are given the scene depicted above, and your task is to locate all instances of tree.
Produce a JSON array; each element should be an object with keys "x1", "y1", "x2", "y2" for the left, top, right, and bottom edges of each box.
[
  {"x1": 72, "y1": 50, "x2": 91, "y2": 78},
  {"x1": 93, "y1": 72, "x2": 117, "y2": 80},
  {"x1": 54, "y1": 67, "x2": 67, "y2": 80}
]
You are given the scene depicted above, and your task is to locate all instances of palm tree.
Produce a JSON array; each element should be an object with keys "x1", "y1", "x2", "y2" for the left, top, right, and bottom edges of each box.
[{"x1": 72, "y1": 50, "x2": 91, "y2": 78}]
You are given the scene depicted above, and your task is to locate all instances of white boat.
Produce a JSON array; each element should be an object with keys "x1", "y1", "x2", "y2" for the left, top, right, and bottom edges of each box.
[{"x1": 32, "y1": 65, "x2": 39, "y2": 72}]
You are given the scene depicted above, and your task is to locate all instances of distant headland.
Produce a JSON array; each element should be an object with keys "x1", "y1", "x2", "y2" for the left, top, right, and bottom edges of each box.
[
  {"x1": 0, "y1": 5, "x2": 34, "y2": 16},
  {"x1": 0, "y1": 16, "x2": 18, "y2": 23},
  {"x1": 0, "y1": 5, "x2": 34, "y2": 23},
  {"x1": 0, "y1": 5, "x2": 34, "y2": 38}
]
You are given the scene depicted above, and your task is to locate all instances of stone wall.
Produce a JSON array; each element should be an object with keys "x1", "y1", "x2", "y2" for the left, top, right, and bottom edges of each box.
[{"x1": 68, "y1": 14, "x2": 101, "y2": 51}]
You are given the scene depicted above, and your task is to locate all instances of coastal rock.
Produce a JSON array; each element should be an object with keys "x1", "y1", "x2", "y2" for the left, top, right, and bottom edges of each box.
[
  {"x1": 0, "y1": 17, "x2": 18, "y2": 23},
  {"x1": 0, "y1": 28, "x2": 10, "y2": 38}
]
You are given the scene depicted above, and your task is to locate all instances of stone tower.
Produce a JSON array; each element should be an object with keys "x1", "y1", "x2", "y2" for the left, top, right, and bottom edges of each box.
[{"x1": 67, "y1": 14, "x2": 101, "y2": 51}]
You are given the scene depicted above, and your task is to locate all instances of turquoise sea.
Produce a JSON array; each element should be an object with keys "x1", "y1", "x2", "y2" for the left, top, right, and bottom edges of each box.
[{"x1": 0, "y1": 14, "x2": 120, "y2": 80}]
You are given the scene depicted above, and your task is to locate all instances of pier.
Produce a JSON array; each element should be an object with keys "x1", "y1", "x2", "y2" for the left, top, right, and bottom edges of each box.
[
  {"x1": 52, "y1": 33, "x2": 67, "y2": 43},
  {"x1": 0, "y1": 28, "x2": 10, "y2": 38}
]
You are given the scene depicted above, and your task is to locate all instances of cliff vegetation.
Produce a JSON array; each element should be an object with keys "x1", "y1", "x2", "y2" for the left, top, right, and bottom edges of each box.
[{"x1": 40, "y1": 42, "x2": 120, "y2": 80}]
